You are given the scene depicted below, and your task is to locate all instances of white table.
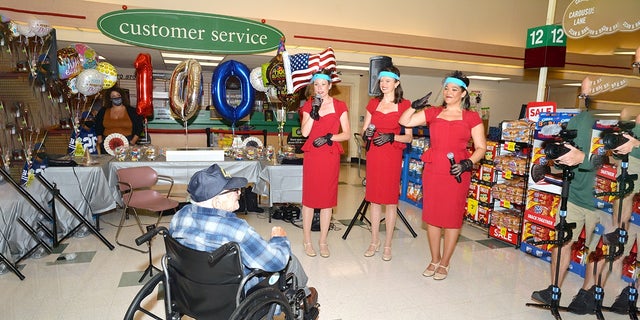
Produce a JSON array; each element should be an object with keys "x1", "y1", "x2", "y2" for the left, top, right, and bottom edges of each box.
[{"x1": 256, "y1": 164, "x2": 303, "y2": 207}]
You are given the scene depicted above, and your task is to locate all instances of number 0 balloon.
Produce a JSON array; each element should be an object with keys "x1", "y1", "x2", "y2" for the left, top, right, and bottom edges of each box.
[
  {"x1": 169, "y1": 59, "x2": 202, "y2": 123},
  {"x1": 211, "y1": 60, "x2": 254, "y2": 125}
]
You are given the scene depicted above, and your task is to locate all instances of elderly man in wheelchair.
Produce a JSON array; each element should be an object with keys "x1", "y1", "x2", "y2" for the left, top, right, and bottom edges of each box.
[{"x1": 124, "y1": 164, "x2": 319, "y2": 320}]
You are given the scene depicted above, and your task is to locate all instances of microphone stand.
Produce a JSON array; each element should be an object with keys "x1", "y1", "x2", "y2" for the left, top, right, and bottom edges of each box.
[{"x1": 526, "y1": 166, "x2": 576, "y2": 320}]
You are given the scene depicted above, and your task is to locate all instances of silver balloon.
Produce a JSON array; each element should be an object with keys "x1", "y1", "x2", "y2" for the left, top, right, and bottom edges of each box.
[{"x1": 169, "y1": 59, "x2": 202, "y2": 122}]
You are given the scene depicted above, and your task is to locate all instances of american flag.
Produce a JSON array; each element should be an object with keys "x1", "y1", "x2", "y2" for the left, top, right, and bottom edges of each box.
[{"x1": 284, "y1": 47, "x2": 340, "y2": 93}]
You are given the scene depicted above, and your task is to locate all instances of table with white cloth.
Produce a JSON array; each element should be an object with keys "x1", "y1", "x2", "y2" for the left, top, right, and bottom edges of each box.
[
  {"x1": 106, "y1": 156, "x2": 264, "y2": 203},
  {"x1": 0, "y1": 161, "x2": 116, "y2": 263},
  {"x1": 255, "y1": 164, "x2": 303, "y2": 207}
]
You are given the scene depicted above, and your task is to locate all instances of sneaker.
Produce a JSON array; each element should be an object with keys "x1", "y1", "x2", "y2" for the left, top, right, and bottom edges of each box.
[
  {"x1": 531, "y1": 285, "x2": 554, "y2": 305},
  {"x1": 567, "y1": 287, "x2": 596, "y2": 315},
  {"x1": 610, "y1": 286, "x2": 634, "y2": 314}
]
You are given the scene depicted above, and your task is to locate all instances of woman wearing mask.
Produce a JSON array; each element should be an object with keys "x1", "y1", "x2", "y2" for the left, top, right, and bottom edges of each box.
[
  {"x1": 300, "y1": 69, "x2": 351, "y2": 258},
  {"x1": 95, "y1": 87, "x2": 143, "y2": 154},
  {"x1": 399, "y1": 71, "x2": 486, "y2": 280},
  {"x1": 361, "y1": 66, "x2": 412, "y2": 261}
]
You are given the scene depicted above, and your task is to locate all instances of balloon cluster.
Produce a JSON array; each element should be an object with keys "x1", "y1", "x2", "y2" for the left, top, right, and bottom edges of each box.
[{"x1": 57, "y1": 43, "x2": 118, "y2": 96}]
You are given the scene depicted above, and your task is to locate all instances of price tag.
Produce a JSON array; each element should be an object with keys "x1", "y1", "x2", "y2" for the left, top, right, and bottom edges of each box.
[
  {"x1": 501, "y1": 200, "x2": 512, "y2": 208},
  {"x1": 503, "y1": 170, "x2": 512, "y2": 179},
  {"x1": 467, "y1": 198, "x2": 478, "y2": 216},
  {"x1": 500, "y1": 226, "x2": 508, "y2": 238},
  {"x1": 504, "y1": 142, "x2": 516, "y2": 151}
]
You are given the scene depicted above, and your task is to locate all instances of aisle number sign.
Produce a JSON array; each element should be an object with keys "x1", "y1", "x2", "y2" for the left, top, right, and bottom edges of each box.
[{"x1": 524, "y1": 25, "x2": 566, "y2": 69}]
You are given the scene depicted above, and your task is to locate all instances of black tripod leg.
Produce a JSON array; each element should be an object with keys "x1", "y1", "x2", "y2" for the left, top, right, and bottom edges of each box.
[
  {"x1": 396, "y1": 208, "x2": 417, "y2": 238},
  {"x1": 342, "y1": 199, "x2": 369, "y2": 240}
]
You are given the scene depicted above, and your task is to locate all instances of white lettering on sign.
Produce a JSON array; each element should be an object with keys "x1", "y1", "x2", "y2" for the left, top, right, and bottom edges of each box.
[
  {"x1": 527, "y1": 105, "x2": 556, "y2": 122},
  {"x1": 492, "y1": 227, "x2": 514, "y2": 242}
]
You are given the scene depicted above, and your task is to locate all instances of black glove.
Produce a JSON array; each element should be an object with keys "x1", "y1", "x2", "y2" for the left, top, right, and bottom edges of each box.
[
  {"x1": 450, "y1": 159, "x2": 474, "y2": 176},
  {"x1": 313, "y1": 133, "x2": 333, "y2": 148},
  {"x1": 310, "y1": 105, "x2": 320, "y2": 121},
  {"x1": 411, "y1": 91, "x2": 432, "y2": 110},
  {"x1": 363, "y1": 125, "x2": 375, "y2": 142},
  {"x1": 373, "y1": 133, "x2": 394, "y2": 146}
]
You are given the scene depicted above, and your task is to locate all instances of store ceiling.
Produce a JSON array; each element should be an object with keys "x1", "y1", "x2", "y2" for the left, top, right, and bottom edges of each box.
[{"x1": 3, "y1": 0, "x2": 640, "y2": 103}]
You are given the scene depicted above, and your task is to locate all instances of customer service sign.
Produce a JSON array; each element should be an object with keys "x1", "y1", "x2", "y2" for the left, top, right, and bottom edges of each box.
[{"x1": 97, "y1": 9, "x2": 284, "y2": 54}]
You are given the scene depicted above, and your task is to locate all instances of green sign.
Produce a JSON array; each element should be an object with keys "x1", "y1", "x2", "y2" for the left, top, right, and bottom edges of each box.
[
  {"x1": 97, "y1": 9, "x2": 284, "y2": 54},
  {"x1": 525, "y1": 25, "x2": 566, "y2": 49}
]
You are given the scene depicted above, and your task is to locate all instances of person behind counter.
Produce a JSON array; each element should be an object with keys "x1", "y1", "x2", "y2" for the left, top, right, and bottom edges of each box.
[{"x1": 94, "y1": 87, "x2": 143, "y2": 154}]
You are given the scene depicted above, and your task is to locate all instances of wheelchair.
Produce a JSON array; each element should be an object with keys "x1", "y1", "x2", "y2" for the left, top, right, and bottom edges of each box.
[{"x1": 124, "y1": 226, "x2": 317, "y2": 320}]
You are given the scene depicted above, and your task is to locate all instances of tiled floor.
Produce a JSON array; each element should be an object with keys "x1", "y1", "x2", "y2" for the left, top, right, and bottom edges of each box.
[{"x1": 0, "y1": 164, "x2": 632, "y2": 320}]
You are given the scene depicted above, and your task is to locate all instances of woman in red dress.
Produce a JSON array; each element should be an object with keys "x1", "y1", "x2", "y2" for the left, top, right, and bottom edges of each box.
[
  {"x1": 399, "y1": 71, "x2": 486, "y2": 280},
  {"x1": 300, "y1": 69, "x2": 351, "y2": 258},
  {"x1": 361, "y1": 66, "x2": 413, "y2": 261}
]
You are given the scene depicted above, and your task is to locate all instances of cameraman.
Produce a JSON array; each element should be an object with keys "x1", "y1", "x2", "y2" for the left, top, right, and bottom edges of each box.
[
  {"x1": 531, "y1": 110, "x2": 604, "y2": 315},
  {"x1": 603, "y1": 112, "x2": 640, "y2": 314}
]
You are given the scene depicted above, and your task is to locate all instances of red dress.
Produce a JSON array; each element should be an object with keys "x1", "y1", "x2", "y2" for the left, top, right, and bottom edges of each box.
[
  {"x1": 365, "y1": 98, "x2": 410, "y2": 204},
  {"x1": 300, "y1": 98, "x2": 348, "y2": 208},
  {"x1": 421, "y1": 107, "x2": 481, "y2": 228}
]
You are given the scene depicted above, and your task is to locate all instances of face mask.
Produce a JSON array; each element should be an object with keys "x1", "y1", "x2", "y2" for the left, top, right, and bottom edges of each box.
[
  {"x1": 36, "y1": 152, "x2": 47, "y2": 159},
  {"x1": 112, "y1": 97, "x2": 123, "y2": 106},
  {"x1": 84, "y1": 121, "x2": 94, "y2": 128}
]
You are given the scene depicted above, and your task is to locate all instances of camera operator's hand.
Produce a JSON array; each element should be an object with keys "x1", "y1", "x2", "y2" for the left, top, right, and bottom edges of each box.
[
  {"x1": 373, "y1": 132, "x2": 394, "y2": 146},
  {"x1": 450, "y1": 159, "x2": 473, "y2": 176},
  {"x1": 555, "y1": 144, "x2": 585, "y2": 167},
  {"x1": 313, "y1": 133, "x2": 333, "y2": 147},
  {"x1": 613, "y1": 133, "x2": 640, "y2": 155}
]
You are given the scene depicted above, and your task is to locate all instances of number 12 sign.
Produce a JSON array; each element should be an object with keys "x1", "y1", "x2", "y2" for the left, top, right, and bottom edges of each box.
[{"x1": 524, "y1": 25, "x2": 566, "y2": 69}]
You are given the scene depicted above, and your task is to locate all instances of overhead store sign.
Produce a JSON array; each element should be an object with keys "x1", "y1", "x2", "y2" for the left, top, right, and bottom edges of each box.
[
  {"x1": 562, "y1": 0, "x2": 640, "y2": 39},
  {"x1": 97, "y1": 9, "x2": 284, "y2": 54}
]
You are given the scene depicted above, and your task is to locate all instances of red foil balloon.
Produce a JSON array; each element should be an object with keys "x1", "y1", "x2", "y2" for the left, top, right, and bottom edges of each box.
[{"x1": 134, "y1": 53, "x2": 153, "y2": 117}]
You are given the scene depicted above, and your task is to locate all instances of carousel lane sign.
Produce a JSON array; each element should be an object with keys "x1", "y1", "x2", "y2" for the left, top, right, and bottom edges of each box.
[{"x1": 97, "y1": 9, "x2": 284, "y2": 53}]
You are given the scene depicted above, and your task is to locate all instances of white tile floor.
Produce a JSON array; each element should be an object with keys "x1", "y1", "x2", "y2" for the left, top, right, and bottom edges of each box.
[{"x1": 0, "y1": 164, "x2": 632, "y2": 320}]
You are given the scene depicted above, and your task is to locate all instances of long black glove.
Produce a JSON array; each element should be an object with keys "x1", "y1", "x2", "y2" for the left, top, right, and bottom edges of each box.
[
  {"x1": 313, "y1": 133, "x2": 333, "y2": 147},
  {"x1": 411, "y1": 91, "x2": 432, "y2": 110},
  {"x1": 450, "y1": 159, "x2": 474, "y2": 176},
  {"x1": 373, "y1": 133, "x2": 394, "y2": 146}
]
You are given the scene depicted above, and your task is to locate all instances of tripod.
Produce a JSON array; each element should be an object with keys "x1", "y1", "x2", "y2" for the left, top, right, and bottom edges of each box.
[
  {"x1": 526, "y1": 166, "x2": 576, "y2": 320},
  {"x1": 138, "y1": 224, "x2": 160, "y2": 283},
  {"x1": 342, "y1": 197, "x2": 417, "y2": 240}
]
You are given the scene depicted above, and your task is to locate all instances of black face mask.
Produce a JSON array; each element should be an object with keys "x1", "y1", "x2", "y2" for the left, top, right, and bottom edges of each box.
[
  {"x1": 36, "y1": 152, "x2": 48, "y2": 159},
  {"x1": 83, "y1": 121, "x2": 94, "y2": 128},
  {"x1": 112, "y1": 97, "x2": 123, "y2": 106}
]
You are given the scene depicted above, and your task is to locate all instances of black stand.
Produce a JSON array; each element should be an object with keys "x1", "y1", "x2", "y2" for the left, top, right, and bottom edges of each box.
[
  {"x1": 138, "y1": 224, "x2": 160, "y2": 283},
  {"x1": 342, "y1": 197, "x2": 417, "y2": 240},
  {"x1": 526, "y1": 166, "x2": 576, "y2": 320}
]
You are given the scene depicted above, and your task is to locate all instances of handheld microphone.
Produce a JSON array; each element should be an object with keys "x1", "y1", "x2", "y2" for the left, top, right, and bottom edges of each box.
[
  {"x1": 365, "y1": 124, "x2": 376, "y2": 151},
  {"x1": 447, "y1": 152, "x2": 461, "y2": 183},
  {"x1": 312, "y1": 94, "x2": 322, "y2": 108}
]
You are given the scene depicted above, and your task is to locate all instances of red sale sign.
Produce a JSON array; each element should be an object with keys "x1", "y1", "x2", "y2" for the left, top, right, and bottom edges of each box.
[{"x1": 526, "y1": 101, "x2": 557, "y2": 122}]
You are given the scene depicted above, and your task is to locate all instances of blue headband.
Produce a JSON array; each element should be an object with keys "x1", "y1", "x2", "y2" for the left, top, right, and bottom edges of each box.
[
  {"x1": 310, "y1": 73, "x2": 331, "y2": 83},
  {"x1": 378, "y1": 71, "x2": 400, "y2": 80},
  {"x1": 444, "y1": 77, "x2": 467, "y2": 89}
]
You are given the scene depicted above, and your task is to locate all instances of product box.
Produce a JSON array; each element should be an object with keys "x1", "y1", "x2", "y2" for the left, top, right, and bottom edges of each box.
[
  {"x1": 165, "y1": 148, "x2": 225, "y2": 161},
  {"x1": 484, "y1": 141, "x2": 498, "y2": 162},
  {"x1": 479, "y1": 164, "x2": 495, "y2": 183},
  {"x1": 534, "y1": 112, "x2": 578, "y2": 140}
]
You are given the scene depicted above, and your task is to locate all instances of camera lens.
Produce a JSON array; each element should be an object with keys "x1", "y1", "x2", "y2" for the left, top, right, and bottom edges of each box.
[
  {"x1": 544, "y1": 142, "x2": 570, "y2": 160},
  {"x1": 602, "y1": 132, "x2": 628, "y2": 150}
]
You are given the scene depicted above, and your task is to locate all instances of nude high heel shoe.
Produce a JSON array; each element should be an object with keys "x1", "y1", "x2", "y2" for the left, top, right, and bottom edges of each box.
[
  {"x1": 433, "y1": 265, "x2": 449, "y2": 280},
  {"x1": 364, "y1": 240, "x2": 380, "y2": 257},
  {"x1": 319, "y1": 243, "x2": 330, "y2": 258},
  {"x1": 303, "y1": 242, "x2": 316, "y2": 257},
  {"x1": 422, "y1": 262, "x2": 440, "y2": 277},
  {"x1": 382, "y1": 246, "x2": 392, "y2": 261}
]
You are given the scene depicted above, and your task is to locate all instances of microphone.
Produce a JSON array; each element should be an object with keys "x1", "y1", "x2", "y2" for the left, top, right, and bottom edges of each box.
[
  {"x1": 312, "y1": 94, "x2": 322, "y2": 108},
  {"x1": 447, "y1": 152, "x2": 461, "y2": 183},
  {"x1": 365, "y1": 124, "x2": 375, "y2": 151}
]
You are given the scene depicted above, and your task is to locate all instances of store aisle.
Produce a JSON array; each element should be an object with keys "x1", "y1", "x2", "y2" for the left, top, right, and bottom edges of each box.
[{"x1": 0, "y1": 164, "x2": 628, "y2": 320}]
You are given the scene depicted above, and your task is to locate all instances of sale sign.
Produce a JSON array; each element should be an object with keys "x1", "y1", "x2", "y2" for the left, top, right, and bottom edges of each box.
[{"x1": 526, "y1": 101, "x2": 557, "y2": 122}]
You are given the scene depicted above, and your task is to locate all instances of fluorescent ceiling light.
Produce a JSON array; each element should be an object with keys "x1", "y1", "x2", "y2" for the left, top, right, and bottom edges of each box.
[
  {"x1": 613, "y1": 48, "x2": 636, "y2": 55},
  {"x1": 161, "y1": 52, "x2": 225, "y2": 61},
  {"x1": 340, "y1": 65, "x2": 370, "y2": 71},
  {"x1": 467, "y1": 75, "x2": 510, "y2": 81},
  {"x1": 164, "y1": 59, "x2": 219, "y2": 67},
  {"x1": 562, "y1": 83, "x2": 582, "y2": 86}
]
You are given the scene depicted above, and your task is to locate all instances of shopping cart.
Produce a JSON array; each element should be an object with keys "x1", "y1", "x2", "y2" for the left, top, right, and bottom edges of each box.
[{"x1": 353, "y1": 133, "x2": 366, "y2": 186}]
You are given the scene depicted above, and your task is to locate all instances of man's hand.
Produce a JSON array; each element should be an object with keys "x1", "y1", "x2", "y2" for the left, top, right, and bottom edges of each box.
[
  {"x1": 555, "y1": 144, "x2": 585, "y2": 167},
  {"x1": 613, "y1": 133, "x2": 640, "y2": 155},
  {"x1": 271, "y1": 226, "x2": 287, "y2": 238},
  {"x1": 313, "y1": 133, "x2": 333, "y2": 147},
  {"x1": 373, "y1": 133, "x2": 394, "y2": 146}
]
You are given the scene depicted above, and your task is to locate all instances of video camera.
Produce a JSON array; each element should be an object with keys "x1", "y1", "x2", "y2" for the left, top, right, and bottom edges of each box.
[
  {"x1": 544, "y1": 129, "x2": 578, "y2": 160},
  {"x1": 601, "y1": 121, "x2": 636, "y2": 150}
]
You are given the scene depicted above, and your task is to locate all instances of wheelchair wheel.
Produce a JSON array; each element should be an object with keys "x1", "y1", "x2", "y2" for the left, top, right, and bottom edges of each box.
[
  {"x1": 124, "y1": 273, "x2": 172, "y2": 320},
  {"x1": 230, "y1": 286, "x2": 295, "y2": 320}
]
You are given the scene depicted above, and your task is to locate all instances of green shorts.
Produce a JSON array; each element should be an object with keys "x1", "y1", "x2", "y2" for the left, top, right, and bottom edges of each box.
[{"x1": 556, "y1": 201, "x2": 600, "y2": 244}]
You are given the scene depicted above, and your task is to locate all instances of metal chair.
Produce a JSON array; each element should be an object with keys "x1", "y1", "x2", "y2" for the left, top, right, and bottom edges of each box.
[{"x1": 115, "y1": 166, "x2": 179, "y2": 252}]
